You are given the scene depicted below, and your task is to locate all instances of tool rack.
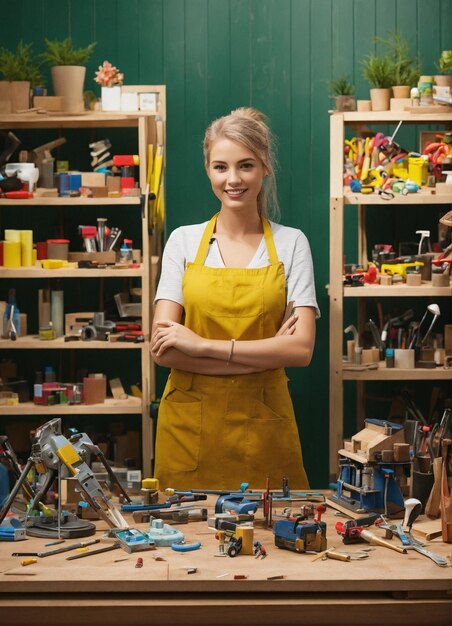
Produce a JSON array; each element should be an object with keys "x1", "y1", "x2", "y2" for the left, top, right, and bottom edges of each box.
[
  {"x1": 0, "y1": 86, "x2": 166, "y2": 476},
  {"x1": 329, "y1": 110, "x2": 452, "y2": 482}
]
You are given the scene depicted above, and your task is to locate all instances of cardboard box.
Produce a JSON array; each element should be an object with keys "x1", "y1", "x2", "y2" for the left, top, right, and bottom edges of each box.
[
  {"x1": 65, "y1": 312, "x2": 95, "y2": 336},
  {"x1": 114, "y1": 431, "x2": 140, "y2": 467},
  {"x1": 83, "y1": 376, "x2": 106, "y2": 404},
  {"x1": 81, "y1": 172, "x2": 106, "y2": 187}
]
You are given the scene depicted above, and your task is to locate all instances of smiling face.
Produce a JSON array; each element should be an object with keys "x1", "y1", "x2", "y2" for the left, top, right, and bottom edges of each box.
[{"x1": 206, "y1": 138, "x2": 266, "y2": 213}]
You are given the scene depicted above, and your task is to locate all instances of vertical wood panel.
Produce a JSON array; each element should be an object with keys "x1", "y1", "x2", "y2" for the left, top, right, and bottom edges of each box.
[
  {"x1": 138, "y1": 0, "x2": 164, "y2": 84},
  {"x1": 42, "y1": 0, "x2": 70, "y2": 39},
  {"x1": 185, "y1": 0, "x2": 209, "y2": 224},
  {"x1": 118, "y1": 0, "x2": 140, "y2": 84},
  {"x1": 206, "y1": 0, "x2": 231, "y2": 121},
  {"x1": 251, "y1": 0, "x2": 292, "y2": 215},
  {"x1": 93, "y1": 0, "x2": 118, "y2": 80},
  {"x1": 417, "y1": 0, "x2": 441, "y2": 73},
  {"x1": 230, "y1": 0, "x2": 251, "y2": 108},
  {"x1": 163, "y1": 0, "x2": 185, "y2": 234},
  {"x1": 440, "y1": 0, "x2": 452, "y2": 51}
]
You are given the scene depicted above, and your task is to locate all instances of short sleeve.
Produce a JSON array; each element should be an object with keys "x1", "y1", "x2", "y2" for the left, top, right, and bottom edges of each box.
[
  {"x1": 154, "y1": 229, "x2": 185, "y2": 306},
  {"x1": 286, "y1": 232, "x2": 320, "y2": 318}
]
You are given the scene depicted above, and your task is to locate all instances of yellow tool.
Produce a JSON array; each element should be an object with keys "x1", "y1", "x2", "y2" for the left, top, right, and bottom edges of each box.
[
  {"x1": 311, "y1": 547, "x2": 350, "y2": 562},
  {"x1": 21, "y1": 558, "x2": 38, "y2": 566},
  {"x1": 360, "y1": 529, "x2": 407, "y2": 554}
]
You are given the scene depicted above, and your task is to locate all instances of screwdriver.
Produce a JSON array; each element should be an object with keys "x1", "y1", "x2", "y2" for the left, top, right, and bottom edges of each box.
[{"x1": 13, "y1": 538, "x2": 100, "y2": 558}]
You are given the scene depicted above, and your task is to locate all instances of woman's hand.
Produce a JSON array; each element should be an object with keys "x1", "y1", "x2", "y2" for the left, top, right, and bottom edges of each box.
[
  {"x1": 275, "y1": 313, "x2": 298, "y2": 336},
  {"x1": 151, "y1": 320, "x2": 206, "y2": 358}
]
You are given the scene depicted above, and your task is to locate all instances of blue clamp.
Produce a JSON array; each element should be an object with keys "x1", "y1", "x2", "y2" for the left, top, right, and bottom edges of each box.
[{"x1": 171, "y1": 541, "x2": 201, "y2": 552}]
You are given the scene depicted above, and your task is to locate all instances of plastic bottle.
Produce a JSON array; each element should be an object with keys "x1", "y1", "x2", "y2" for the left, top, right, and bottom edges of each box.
[
  {"x1": 119, "y1": 239, "x2": 133, "y2": 264},
  {"x1": 34, "y1": 371, "x2": 44, "y2": 404},
  {"x1": 386, "y1": 348, "x2": 395, "y2": 369},
  {"x1": 44, "y1": 366, "x2": 56, "y2": 383}
]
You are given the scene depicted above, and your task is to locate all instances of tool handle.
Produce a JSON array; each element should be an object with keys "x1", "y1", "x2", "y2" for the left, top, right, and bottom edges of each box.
[
  {"x1": 38, "y1": 538, "x2": 99, "y2": 557},
  {"x1": 360, "y1": 529, "x2": 407, "y2": 554}
]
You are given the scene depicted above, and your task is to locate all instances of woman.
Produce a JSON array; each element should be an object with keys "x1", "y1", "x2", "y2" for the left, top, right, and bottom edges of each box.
[{"x1": 151, "y1": 107, "x2": 319, "y2": 490}]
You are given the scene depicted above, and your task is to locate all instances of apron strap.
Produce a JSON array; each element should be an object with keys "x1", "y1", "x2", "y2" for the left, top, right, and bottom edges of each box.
[
  {"x1": 193, "y1": 214, "x2": 218, "y2": 265},
  {"x1": 193, "y1": 213, "x2": 279, "y2": 266},
  {"x1": 262, "y1": 218, "x2": 279, "y2": 265}
]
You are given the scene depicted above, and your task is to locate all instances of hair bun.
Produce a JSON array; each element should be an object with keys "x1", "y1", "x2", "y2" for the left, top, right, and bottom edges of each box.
[{"x1": 231, "y1": 107, "x2": 267, "y2": 125}]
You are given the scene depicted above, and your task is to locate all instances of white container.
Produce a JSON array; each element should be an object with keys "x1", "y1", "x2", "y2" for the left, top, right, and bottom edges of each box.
[
  {"x1": 101, "y1": 86, "x2": 121, "y2": 111},
  {"x1": 121, "y1": 90, "x2": 139, "y2": 111},
  {"x1": 394, "y1": 349, "x2": 415, "y2": 369},
  {"x1": 139, "y1": 92, "x2": 158, "y2": 112}
]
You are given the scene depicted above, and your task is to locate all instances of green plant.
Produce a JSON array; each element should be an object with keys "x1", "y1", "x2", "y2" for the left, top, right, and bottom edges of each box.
[
  {"x1": 329, "y1": 75, "x2": 355, "y2": 96},
  {"x1": 40, "y1": 38, "x2": 96, "y2": 66},
  {"x1": 375, "y1": 32, "x2": 420, "y2": 86},
  {"x1": 361, "y1": 52, "x2": 393, "y2": 88},
  {"x1": 439, "y1": 50, "x2": 452, "y2": 74},
  {"x1": 0, "y1": 41, "x2": 44, "y2": 85}
]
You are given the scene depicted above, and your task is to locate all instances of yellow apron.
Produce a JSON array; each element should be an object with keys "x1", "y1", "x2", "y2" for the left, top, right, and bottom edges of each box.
[{"x1": 154, "y1": 214, "x2": 309, "y2": 490}]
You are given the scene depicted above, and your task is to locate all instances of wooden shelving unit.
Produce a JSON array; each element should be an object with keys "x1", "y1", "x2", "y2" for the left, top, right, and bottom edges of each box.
[
  {"x1": 329, "y1": 110, "x2": 452, "y2": 481},
  {"x1": 0, "y1": 89, "x2": 166, "y2": 475}
]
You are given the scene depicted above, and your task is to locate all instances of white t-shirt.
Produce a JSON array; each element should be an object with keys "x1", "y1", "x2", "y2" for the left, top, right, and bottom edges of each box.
[{"x1": 155, "y1": 219, "x2": 320, "y2": 318}]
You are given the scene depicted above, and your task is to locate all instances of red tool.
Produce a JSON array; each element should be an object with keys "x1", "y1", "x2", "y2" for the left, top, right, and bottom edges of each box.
[
  {"x1": 113, "y1": 155, "x2": 140, "y2": 166},
  {"x1": 1, "y1": 191, "x2": 33, "y2": 199},
  {"x1": 314, "y1": 504, "x2": 326, "y2": 523}
]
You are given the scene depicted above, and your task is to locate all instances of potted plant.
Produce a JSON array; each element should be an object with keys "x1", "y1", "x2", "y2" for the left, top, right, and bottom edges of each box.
[
  {"x1": 94, "y1": 60, "x2": 124, "y2": 111},
  {"x1": 329, "y1": 75, "x2": 356, "y2": 111},
  {"x1": 0, "y1": 41, "x2": 43, "y2": 112},
  {"x1": 375, "y1": 33, "x2": 420, "y2": 98},
  {"x1": 435, "y1": 50, "x2": 452, "y2": 89},
  {"x1": 40, "y1": 38, "x2": 96, "y2": 114},
  {"x1": 361, "y1": 52, "x2": 393, "y2": 111}
]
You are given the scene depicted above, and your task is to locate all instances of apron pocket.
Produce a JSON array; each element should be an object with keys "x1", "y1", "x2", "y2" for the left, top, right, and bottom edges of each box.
[
  {"x1": 245, "y1": 399, "x2": 299, "y2": 475},
  {"x1": 158, "y1": 388, "x2": 202, "y2": 472}
]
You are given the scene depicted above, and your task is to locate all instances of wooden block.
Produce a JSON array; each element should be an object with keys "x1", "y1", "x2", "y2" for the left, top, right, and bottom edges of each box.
[
  {"x1": 65, "y1": 312, "x2": 95, "y2": 335},
  {"x1": 435, "y1": 183, "x2": 452, "y2": 195},
  {"x1": 68, "y1": 251, "x2": 116, "y2": 263},
  {"x1": 406, "y1": 273, "x2": 422, "y2": 286},
  {"x1": 362, "y1": 349, "x2": 379, "y2": 364},
  {"x1": 19, "y1": 313, "x2": 27, "y2": 336},
  {"x1": 107, "y1": 176, "x2": 121, "y2": 192},
  {"x1": 390, "y1": 98, "x2": 411, "y2": 111},
  {"x1": 34, "y1": 187, "x2": 59, "y2": 197},
  {"x1": 33, "y1": 96, "x2": 64, "y2": 111},
  {"x1": 83, "y1": 376, "x2": 106, "y2": 404},
  {"x1": 109, "y1": 377, "x2": 128, "y2": 400},
  {"x1": 379, "y1": 273, "x2": 393, "y2": 286},
  {"x1": 81, "y1": 172, "x2": 106, "y2": 187},
  {"x1": 88, "y1": 186, "x2": 108, "y2": 198},
  {"x1": 445, "y1": 325, "x2": 452, "y2": 355},
  {"x1": 394, "y1": 443, "x2": 410, "y2": 462}
]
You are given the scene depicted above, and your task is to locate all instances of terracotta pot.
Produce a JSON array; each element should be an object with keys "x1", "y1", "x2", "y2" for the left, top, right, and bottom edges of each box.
[
  {"x1": 10, "y1": 81, "x2": 30, "y2": 112},
  {"x1": 51, "y1": 65, "x2": 86, "y2": 114},
  {"x1": 334, "y1": 95, "x2": 356, "y2": 112},
  {"x1": 370, "y1": 88, "x2": 391, "y2": 111},
  {"x1": 0, "y1": 81, "x2": 12, "y2": 113},
  {"x1": 392, "y1": 85, "x2": 411, "y2": 98},
  {"x1": 434, "y1": 74, "x2": 452, "y2": 88}
]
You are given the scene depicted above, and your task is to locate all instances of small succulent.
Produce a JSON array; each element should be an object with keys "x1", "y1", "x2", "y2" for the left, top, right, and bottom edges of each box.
[{"x1": 329, "y1": 75, "x2": 355, "y2": 96}]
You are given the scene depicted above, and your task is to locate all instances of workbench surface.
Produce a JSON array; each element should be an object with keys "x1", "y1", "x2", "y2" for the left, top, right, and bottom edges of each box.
[{"x1": 0, "y1": 503, "x2": 451, "y2": 626}]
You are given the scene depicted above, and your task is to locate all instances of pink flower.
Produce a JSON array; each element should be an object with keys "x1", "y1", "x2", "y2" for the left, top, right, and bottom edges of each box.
[{"x1": 94, "y1": 61, "x2": 124, "y2": 87}]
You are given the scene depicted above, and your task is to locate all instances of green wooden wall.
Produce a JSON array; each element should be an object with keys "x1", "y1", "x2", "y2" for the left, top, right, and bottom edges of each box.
[{"x1": 2, "y1": 0, "x2": 451, "y2": 487}]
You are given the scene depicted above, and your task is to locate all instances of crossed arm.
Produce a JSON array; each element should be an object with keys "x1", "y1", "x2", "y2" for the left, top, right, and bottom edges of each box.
[{"x1": 151, "y1": 299, "x2": 316, "y2": 375}]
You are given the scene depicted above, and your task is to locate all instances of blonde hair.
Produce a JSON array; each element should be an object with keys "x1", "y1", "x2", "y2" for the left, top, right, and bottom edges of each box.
[{"x1": 203, "y1": 107, "x2": 280, "y2": 220}]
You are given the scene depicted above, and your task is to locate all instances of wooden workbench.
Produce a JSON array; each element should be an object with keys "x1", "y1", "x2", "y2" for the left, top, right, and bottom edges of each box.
[{"x1": 0, "y1": 502, "x2": 451, "y2": 626}]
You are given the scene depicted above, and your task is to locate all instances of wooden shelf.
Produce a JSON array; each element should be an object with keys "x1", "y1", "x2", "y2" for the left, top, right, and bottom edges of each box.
[
  {"x1": 337, "y1": 110, "x2": 452, "y2": 123},
  {"x1": 344, "y1": 188, "x2": 452, "y2": 205},
  {"x1": 0, "y1": 397, "x2": 142, "y2": 415},
  {"x1": 0, "y1": 197, "x2": 141, "y2": 206},
  {"x1": 344, "y1": 283, "x2": 451, "y2": 297},
  {"x1": 0, "y1": 336, "x2": 146, "y2": 349},
  {"x1": 0, "y1": 265, "x2": 145, "y2": 278},
  {"x1": 0, "y1": 110, "x2": 161, "y2": 130},
  {"x1": 343, "y1": 364, "x2": 452, "y2": 381}
]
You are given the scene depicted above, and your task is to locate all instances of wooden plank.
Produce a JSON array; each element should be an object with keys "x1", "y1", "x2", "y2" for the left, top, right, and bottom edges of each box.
[
  {"x1": 118, "y1": 0, "x2": 140, "y2": 85},
  {"x1": 206, "y1": 0, "x2": 231, "y2": 121},
  {"x1": 162, "y1": 0, "x2": 185, "y2": 235},
  {"x1": 230, "y1": 0, "x2": 251, "y2": 109},
  {"x1": 139, "y1": 0, "x2": 164, "y2": 85}
]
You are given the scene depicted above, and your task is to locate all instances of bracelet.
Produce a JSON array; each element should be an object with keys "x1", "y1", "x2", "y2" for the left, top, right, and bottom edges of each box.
[{"x1": 227, "y1": 339, "x2": 236, "y2": 366}]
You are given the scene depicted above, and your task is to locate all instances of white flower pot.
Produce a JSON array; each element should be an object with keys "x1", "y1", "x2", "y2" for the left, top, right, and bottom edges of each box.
[{"x1": 101, "y1": 86, "x2": 121, "y2": 111}]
